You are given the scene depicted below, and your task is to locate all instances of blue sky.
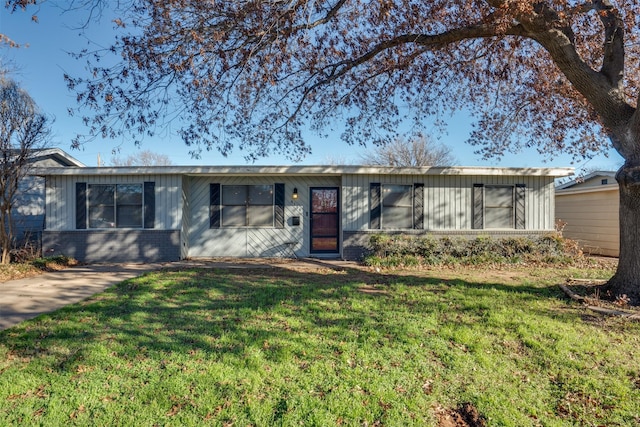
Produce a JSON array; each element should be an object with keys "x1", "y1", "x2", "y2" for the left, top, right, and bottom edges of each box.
[{"x1": 0, "y1": 3, "x2": 624, "y2": 171}]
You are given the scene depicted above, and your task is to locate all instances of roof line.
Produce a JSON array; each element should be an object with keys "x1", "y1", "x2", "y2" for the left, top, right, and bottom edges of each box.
[
  {"x1": 31, "y1": 148, "x2": 86, "y2": 167},
  {"x1": 32, "y1": 165, "x2": 575, "y2": 177},
  {"x1": 555, "y1": 183, "x2": 619, "y2": 195}
]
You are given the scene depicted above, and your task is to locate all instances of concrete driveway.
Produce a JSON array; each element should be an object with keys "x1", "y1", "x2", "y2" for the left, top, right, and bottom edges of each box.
[{"x1": 0, "y1": 263, "x2": 159, "y2": 331}]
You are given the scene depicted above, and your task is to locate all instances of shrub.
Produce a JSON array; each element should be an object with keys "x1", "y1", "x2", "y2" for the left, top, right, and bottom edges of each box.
[
  {"x1": 500, "y1": 237, "x2": 534, "y2": 257},
  {"x1": 415, "y1": 236, "x2": 439, "y2": 257},
  {"x1": 365, "y1": 233, "x2": 581, "y2": 267},
  {"x1": 32, "y1": 255, "x2": 78, "y2": 271},
  {"x1": 466, "y1": 236, "x2": 497, "y2": 257}
]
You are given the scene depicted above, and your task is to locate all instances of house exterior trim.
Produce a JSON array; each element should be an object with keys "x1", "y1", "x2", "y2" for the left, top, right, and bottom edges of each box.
[{"x1": 34, "y1": 165, "x2": 574, "y2": 178}]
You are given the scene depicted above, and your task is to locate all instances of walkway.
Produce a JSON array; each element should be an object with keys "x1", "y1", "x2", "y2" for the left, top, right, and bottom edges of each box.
[{"x1": 0, "y1": 263, "x2": 158, "y2": 331}]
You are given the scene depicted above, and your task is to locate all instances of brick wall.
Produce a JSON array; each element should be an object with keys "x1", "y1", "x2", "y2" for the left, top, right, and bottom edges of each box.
[{"x1": 42, "y1": 230, "x2": 181, "y2": 263}]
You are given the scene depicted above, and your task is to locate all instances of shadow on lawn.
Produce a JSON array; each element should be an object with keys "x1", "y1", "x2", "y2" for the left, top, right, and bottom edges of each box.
[{"x1": 0, "y1": 264, "x2": 572, "y2": 367}]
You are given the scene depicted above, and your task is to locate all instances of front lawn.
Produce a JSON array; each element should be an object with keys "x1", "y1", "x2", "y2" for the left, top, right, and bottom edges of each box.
[{"x1": 1, "y1": 263, "x2": 639, "y2": 426}]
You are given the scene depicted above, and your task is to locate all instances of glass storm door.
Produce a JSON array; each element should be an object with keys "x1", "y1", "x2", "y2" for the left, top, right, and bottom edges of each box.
[{"x1": 310, "y1": 187, "x2": 339, "y2": 253}]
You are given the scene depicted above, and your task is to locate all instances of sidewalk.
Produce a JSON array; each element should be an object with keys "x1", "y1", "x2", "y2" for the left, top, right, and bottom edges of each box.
[{"x1": 0, "y1": 263, "x2": 159, "y2": 331}]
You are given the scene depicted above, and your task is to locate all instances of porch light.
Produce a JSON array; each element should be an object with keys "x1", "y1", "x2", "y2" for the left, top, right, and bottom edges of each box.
[{"x1": 292, "y1": 187, "x2": 299, "y2": 199}]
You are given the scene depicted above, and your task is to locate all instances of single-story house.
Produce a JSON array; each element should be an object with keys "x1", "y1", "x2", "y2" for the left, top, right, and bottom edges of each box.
[
  {"x1": 555, "y1": 171, "x2": 619, "y2": 257},
  {"x1": 35, "y1": 165, "x2": 573, "y2": 262},
  {"x1": 12, "y1": 148, "x2": 85, "y2": 245}
]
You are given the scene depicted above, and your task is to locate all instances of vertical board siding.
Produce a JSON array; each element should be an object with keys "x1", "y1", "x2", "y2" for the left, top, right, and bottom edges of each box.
[
  {"x1": 13, "y1": 175, "x2": 46, "y2": 240},
  {"x1": 46, "y1": 174, "x2": 182, "y2": 231},
  {"x1": 46, "y1": 172, "x2": 559, "y2": 260},
  {"x1": 181, "y1": 178, "x2": 191, "y2": 259},
  {"x1": 341, "y1": 174, "x2": 556, "y2": 232},
  {"x1": 46, "y1": 176, "x2": 67, "y2": 230},
  {"x1": 188, "y1": 176, "x2": 340, "y2": 258}
]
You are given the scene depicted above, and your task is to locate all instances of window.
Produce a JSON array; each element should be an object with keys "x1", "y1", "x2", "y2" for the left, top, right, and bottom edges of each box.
[
  {"x1": 88, "y1": 184, "x2": 143, "y2": 228},
  {"x1": 484, "y1": 186, "x2": 514, "y2": 228},
  {"x1": 221, "y1": 185, "x2": 274, "y2": 227},
  {"x1": 116, "y1": 184, "x2": 144, "y2": 227},
  {"x1": 88, "y1": 184, "x2": 115, "y2": 228},
  {"x1": 601, "y1": 179, "x2": 608, "y2": 185},
  {"x1": 382, "y1": 184, "x2": 413, "y2": 229},
  {"x1": 473, "y1": 184, "x2": 526, "y2": 230},
  {"x1": 370, "y1": 183, "x2": 422, "y2": 230}
]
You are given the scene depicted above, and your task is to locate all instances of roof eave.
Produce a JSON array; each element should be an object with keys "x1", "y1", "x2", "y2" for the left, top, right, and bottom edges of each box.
[{"x1": 32, "y1": 165, "x2": 575, "y2": 177}]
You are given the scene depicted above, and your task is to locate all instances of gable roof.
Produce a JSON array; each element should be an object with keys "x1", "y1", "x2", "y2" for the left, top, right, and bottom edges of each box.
[
  {"x1": 29, "y1": 148, "x2": 86, "y2": 167},
  {"x1": 555, "y1": 170, "x2": 616, "y2": 190}
]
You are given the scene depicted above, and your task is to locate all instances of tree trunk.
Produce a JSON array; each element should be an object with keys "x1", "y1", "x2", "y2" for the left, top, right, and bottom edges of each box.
[
  {"x1": 604, "y1": 164, "x2": 640, "y2": 304},
  {"x1": 0, "y1": 208, "x2": 8, "y2": 265}
]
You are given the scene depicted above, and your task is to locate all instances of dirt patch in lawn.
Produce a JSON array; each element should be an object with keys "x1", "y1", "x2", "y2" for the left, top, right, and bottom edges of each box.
[
  {"x1": 435, "y1": 403, "x2": 487, "y2": 427},
  {"x1": 0, "y1": 263, "x2": 42, "y2": 282},
  {"x1": 0, "y1": 256, "x2": 79, "y2": 283},
  {"x1": 357, "y1": 284, "x2": 390, "y2": 296},
  {"x1": 561, "y1": 279, "x2": 640, "y2": 319}
]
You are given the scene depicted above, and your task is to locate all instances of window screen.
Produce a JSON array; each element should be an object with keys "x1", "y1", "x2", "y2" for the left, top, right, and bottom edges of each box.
[
  {"x1": 221, "y1": 185, "x2": 274, "y2": 227},
  {"x1": 382, "y1": 184, "x2": 413, "y2": 229},
  {"x1": 484, "y1": 186, "x2": 514, "y2": 228},
  {"x1": 88, "y1": 184, "x2": 143, "y2": 228}
]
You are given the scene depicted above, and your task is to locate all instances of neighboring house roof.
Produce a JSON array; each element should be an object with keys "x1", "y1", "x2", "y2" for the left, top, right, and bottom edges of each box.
[
  {"x1": 29, "y1": 148, "x2": 86, "y2": 167},
  {"x1": 34, "y1": 165, "x2": 574, "y2": 177},
  {"x1": 555, "y1": 170, "x2": 616, "y2": 190}
]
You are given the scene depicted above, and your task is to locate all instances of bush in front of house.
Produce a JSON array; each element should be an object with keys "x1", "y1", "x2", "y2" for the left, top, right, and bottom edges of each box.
[
  {"x1": 31, "y1": 255, "x2": 79, "y2": 271},
  {"x1": 363, "y1": 233, "x2": 581, "y2": 267}
]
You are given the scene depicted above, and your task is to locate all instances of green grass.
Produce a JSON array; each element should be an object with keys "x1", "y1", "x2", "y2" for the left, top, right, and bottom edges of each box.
[{"x1": 1, "y1": 264, "x2": 639, "y2": 426}]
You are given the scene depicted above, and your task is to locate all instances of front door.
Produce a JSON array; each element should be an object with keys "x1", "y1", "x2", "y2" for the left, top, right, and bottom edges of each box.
[{"x1": 310, "y1": 187, "x2": 339, "y2": 253}]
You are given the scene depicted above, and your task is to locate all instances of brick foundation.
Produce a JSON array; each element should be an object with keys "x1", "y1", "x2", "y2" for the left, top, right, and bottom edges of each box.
[{"x1": 42, "y1": 230, "x2": 181, "y2": 263}]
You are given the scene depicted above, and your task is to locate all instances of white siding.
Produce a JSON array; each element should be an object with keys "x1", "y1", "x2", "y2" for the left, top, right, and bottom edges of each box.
[
  {"x1": 187, "y1": 175, "x2": 340, "y2": 258},
  {"x1": 45, "y1": 170, "x2": 560, "y2": 259},
  {"x1": 13, "y1": 175, "x2": 45, "y2": 240},
  {"x1": 342, "y1": 174, "x2": 556, "y2": 231},
  {"x1": 555, "y1": 187, "x2": 619, "y2": 256},
  {"x1": 181, "y1": 177, "x2": 191, "y2": 259},
  {"x1": 45, "y1": 174, "x2": 183, "y2": 231}
]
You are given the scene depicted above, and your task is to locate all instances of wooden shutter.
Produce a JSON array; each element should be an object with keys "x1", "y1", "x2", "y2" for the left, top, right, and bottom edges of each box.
[
  {"x1": 472, "y1": 184, "x2": 484, "y2": 229},
  {"x1": 515, "y1": 184, "x2": 526, "y2": 230},
  {"x1": 369, "y1": 183, "x2": 381, "y2": 229},
  {"x1": 143, "y1": 182, "x2": 155, "y2": 229},
  {"x1": 76, "y1": 182, "x2": 87, "y2": 229},
  {"x1": 274, "y1": 183, "x2": 285, "y2": 229},
  {"x1": 210, "y1": 183, "x2": 221, "y2": 229},
  {"x1": 413, "y1": 183, "x2": 424, "y2": 230}
]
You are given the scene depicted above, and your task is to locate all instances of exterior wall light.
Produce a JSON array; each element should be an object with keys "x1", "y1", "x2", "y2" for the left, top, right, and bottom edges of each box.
[{"x1": 292, "y1": 187, "x2": 299, "y2": 199}]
